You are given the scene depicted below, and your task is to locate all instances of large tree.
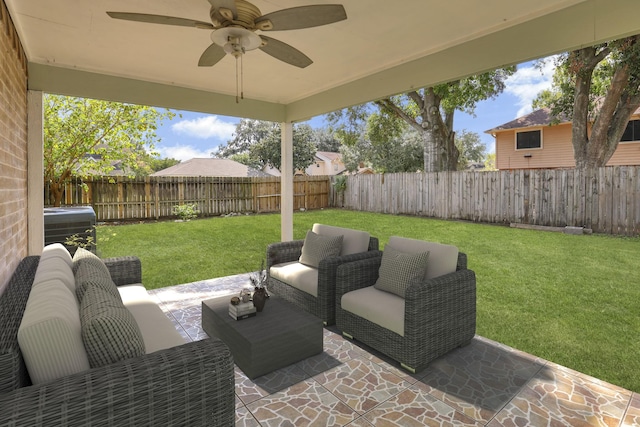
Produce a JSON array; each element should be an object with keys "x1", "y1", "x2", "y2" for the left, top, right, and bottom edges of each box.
[
  {"x1": 365, "y1": 113, "x2": 423, "y2": 173},
  {"x1": 44, "y1": 94, "x2": 173, "y2": 206},
  {"x1": 533, "y1": 35, "x2": 640, "y2": 169},
  {"x1": 455, "y1": 130, "x2": 487, "y2": 170},
  {"x1": 328, "y1": 68, "x2": 515, "y2": 172},
  {"x1": 313, "y1": 127, "x2": 341, "y2": 152},
  {"x1": 215, "y1": 119, "x2": 316, "y2": 173}
]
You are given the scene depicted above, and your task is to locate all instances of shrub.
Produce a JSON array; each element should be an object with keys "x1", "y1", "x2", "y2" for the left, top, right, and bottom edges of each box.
[{"x1": 173, "y1": 203, "x2": 200, "y2": 221}]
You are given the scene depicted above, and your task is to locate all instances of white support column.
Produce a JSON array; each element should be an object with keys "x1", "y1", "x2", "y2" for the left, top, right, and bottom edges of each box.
[
  {"x1": 280, "y1": 122, "x2": 294, "y2": 241},
  {"x1": 27, "y1": 90, "x2": 44, "y2": 255}
]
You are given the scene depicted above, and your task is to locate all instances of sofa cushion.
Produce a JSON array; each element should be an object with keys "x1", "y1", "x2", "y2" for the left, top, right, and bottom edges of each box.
[
  {"x1": 299, "y1": 230, "x2": 343, "y2": 268},
  {"x1": 118, "y1": 284, "x2": 186, "y2": 352},
  {"x1": 342, "y1": 286, "x2": 405, "y2": 336},
  {"x1": 41, "y1": 243, "x2": 73, "y2": 269},
  {"x1": 387, "y1": 236, "x2": 459, "y2": 279},
  {"x1": 270, "y1": 261, "x2": 319, "y2": 297},
  {"x1": 75, "y1": 261, "x2": 121, "y2": 303},
  {"x1": 33, "y1": 257, "x2": 76, "y2": 294},
  {"x1": 312, "y1": 223, "x2": 370, "y2": 256},
  {"x1": 17, "y1": 278, "x2": 90, "y2": 384},
  {"x1": 80, "y1": 285, "x2": 146, "y2": 368},
  {"x1": 374, "y1": 246, "x2": 430, "y2": 298},
  {"x1": 72, "y1": 247, "x2": 106, "y2": 274}
]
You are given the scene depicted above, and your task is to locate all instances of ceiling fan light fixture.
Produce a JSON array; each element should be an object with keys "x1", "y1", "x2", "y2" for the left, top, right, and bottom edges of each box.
[
  {"x1": 222, "y1": 36, "x2": 243, "y2": 56},
  {"x1": 210, "y1": 27, "x2": 261, "y2": 51}
]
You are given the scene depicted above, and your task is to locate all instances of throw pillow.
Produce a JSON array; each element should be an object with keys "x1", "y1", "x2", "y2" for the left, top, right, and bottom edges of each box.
[
  {"x1": 75, "y1": 261, "x2": 121, "y2": 303},
  {"x1": 72, "y1": 247, "x2": 106, "y2": 275},
  {"x1": 80, "y1": 285, "x2": 145, "y2": 369},
  {"x1": 299, "y1": 230, "x2": 343, "y2": 268},
  {"x1": 374, "y1": 246, "x2": 430, "y2": 298},
  {"x1": 18, "y1": 279, "x2": 90, "y2": 384}
]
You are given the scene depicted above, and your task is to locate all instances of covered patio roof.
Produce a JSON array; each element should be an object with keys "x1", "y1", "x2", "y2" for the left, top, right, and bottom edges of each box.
[
  {"x1": 7, "y1": 0, "x2": 640, "y2": 244},
  {"x1": 7, "y1": 0, "x2": 640, "y2": 123}
]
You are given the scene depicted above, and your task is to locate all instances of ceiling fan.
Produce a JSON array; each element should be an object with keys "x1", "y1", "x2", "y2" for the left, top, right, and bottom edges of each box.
[{"x1": 106, "y1": 0, "x2": 347, "y2": 69}]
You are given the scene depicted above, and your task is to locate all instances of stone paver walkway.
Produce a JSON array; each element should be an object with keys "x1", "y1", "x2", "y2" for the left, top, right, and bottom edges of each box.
[{"x1": 149, "y1": 274, "x2": 640, "y2": 426}]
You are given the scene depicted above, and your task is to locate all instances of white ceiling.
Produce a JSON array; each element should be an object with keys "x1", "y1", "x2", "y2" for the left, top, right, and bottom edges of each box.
[{"x1": 7, "y1": 0, "x2": 640, "y2": 122}]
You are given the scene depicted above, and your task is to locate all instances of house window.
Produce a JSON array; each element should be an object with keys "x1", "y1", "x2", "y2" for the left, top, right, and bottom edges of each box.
[
  {"x1": 516, "y1": 130, "x2": 542, "y2": 150},
  {"x1": 620, "y1": 119, "x2": 640, "y2": 142}
]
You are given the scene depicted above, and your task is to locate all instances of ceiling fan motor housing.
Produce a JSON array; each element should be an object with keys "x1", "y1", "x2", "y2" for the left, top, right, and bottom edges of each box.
[{"x1": 210, "y1": 0, "x2": 264, "y2": 29}]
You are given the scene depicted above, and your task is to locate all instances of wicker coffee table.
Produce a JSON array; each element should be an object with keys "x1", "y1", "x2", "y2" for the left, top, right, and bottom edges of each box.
[{"x1": 201, "y1": 295, "x2": 323, "y2": 379}]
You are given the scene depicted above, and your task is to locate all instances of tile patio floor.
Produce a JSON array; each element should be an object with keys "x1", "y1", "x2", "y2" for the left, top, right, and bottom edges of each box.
[{"x1": 148, "y1": 274, "x2": 640, "y2": 427}]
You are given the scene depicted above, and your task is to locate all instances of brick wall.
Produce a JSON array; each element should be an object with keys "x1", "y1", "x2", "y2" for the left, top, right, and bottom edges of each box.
[{"x1": 0, "y1": 0, "x2": 29, "y2": 294}]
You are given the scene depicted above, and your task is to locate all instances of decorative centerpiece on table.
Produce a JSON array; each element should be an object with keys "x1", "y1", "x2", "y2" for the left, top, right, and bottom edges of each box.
[
  {"x1": 250, "y1": 260, "x2": 269, "y2": 312},
  {"x1": 229, "y1": 290, "x2": 256, "y2": 320}
]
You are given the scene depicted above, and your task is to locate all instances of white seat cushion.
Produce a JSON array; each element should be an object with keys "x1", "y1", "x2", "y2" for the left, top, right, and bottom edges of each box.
[
  {"x1": 312, "y1": 223, "x2": 370, "y2": 256},
  {"x1": 118, "y1": 284, "x2": 186, "y2": 353},
  {"x1": 341, "y1": 286, "x2": 405, "y2": 336},
  {"x1": 18, "y1": 279, "x2": 90, "y2": 384},
  {"x1": 269, "y1": 261, "x2": 319, "y2": 297},
  {"x1": 387, "y1": 236, "x2": 458, "y2": 279}
]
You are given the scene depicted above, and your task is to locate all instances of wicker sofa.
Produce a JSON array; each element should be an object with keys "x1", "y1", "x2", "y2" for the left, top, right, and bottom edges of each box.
[
  {"x1": 335, "y1": 237, "x2": 476, "y2": 373},
  {"x1": 0, "y1": 249, "x2": 235, "y2": 426}
]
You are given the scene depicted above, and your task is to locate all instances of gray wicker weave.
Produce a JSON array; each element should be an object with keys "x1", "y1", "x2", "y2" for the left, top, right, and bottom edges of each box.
[
  {"x1": 266, "y1": 237, "x2": 379, "y2": 325},
  {"x1": 0, "y1": 256, "x2": 235, "y2": 427},
  {"x1": 335, "y1": 252, "x2": 476, "y2": 373}
]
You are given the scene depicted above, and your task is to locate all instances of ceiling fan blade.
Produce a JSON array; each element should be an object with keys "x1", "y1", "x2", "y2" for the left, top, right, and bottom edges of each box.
[
  {"x1": 107, "y1": 12, "x2": 214, "y2": 29},
  {"x1": 259, "y1": 36, "x2": 312, "y2": 68},
  {"x1": 207, "y1": 0, "x2": 238, "y2": 19},
  {"x1": 255, "y1": 5, "x2": 346, "y2": 31},
  {"x1": 198, "y1": 43, "x2": 227, "y2": 67}
]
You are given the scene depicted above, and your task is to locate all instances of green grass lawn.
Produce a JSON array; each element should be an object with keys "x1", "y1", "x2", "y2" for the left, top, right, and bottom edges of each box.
[{"x1": 97, "y1": 209, "x2": 640, "y2": 393}]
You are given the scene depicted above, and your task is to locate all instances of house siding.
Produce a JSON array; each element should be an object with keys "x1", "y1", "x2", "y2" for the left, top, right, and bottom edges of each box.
[
  {"x1": 0, "y1": 0, "x2": 29, "y2": 294},
  {"x1": 495, "y1": 121, "x2": 640, "y2": 170},
  {"x1": 608, "y1": 141, "x2": 640, "y2": 165}
]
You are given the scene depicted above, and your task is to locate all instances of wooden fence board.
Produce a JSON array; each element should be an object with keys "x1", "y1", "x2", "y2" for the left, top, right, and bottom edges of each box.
[
  {"x1": 49, "y1": 176, "x2": 330, "y2": 222},
  {"x1": 50, "y1": 168, "x2": 640, "y2": 236},
  {"x1": 329, "y1": 167, "x2": 640, "y2": 236}
]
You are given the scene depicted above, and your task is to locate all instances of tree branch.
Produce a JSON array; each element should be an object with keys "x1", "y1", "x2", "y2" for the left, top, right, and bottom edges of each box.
[{"x1": 375, "y1": 98, "x2": 422, "y2": 133}]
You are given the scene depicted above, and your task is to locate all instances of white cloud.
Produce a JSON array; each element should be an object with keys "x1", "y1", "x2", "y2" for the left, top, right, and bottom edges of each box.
[
  {"x1": 505, "y1": 58, "x2": 557, "y2": 117},
  {"x1": 171, "y1": 115, "x2": 236, "y2": 140},
  {"x1": 157, "y1": 145, "x2": 217, "y2": 161}
]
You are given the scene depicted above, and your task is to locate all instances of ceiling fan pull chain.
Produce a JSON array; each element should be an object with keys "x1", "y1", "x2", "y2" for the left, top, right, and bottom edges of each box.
[
  {"x1": 235, "y1": 54, "x2": 239, "y2": 104},
  {"x1": 241, "y1": 53, "x2": 244, "y2": 100}
]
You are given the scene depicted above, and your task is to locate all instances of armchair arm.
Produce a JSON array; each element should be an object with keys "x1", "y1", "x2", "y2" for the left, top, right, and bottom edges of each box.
[
  {"x1": 318, "y1": 249, "x2": 382, "y2": 284},
  {"x1": 368, "y1": 237, "x2": 380, "y2": 251},
  {"x1": 103, "y1": 256, "x2": 142, "y2": 286},
  {"x1": 404, "y1": 269, "x2": 476, "y2": 342},
  {"x1": 334, "y1": 253, "x2": 383, "y2": 298},
  {"x1": 0, "y1": 338, "x2": 235, "y2": 427},
  {"x1": 266, "y1": 240, "x2": 304, "y2": 270}
]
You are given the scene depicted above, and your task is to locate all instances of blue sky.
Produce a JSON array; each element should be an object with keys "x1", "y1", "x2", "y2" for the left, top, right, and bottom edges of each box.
[{"x1": 154, "y1": 59, "x2": 556, "y2": 161}]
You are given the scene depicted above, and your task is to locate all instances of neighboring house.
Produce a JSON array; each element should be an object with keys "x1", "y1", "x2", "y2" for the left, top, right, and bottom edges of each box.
[
  {"x1": 486, "y1": 107, "x2": 640, "y2": 170},
  {"x1": 82, "y1": 154, "x2": 127, "y2": 176},
  {"x1": 305, "y1": 152, "x2": 346, "y2": 176},
  {"x1": 264, "y1": 151, "x2": 346, "y2": 176},
  {"x1": 151, "y1": 158, "x2": 272, "y2": 177}
]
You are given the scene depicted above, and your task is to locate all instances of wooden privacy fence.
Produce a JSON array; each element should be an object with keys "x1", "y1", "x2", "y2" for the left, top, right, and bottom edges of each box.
[
  {"x1": 49, "y1": 176, "x2": 330, "y2": 221},
  {"x1": 331, "y1": 166, "x2": 640, "y2": 236}
]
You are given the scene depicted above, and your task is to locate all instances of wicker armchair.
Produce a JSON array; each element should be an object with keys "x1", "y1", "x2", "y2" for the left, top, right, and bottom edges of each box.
[
  {"x1": 266, "y1": 224, "x2": 379, "y2": 325},
  {"x1": 335, "y1": 241, "x2": 476, "y2": 373}
]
